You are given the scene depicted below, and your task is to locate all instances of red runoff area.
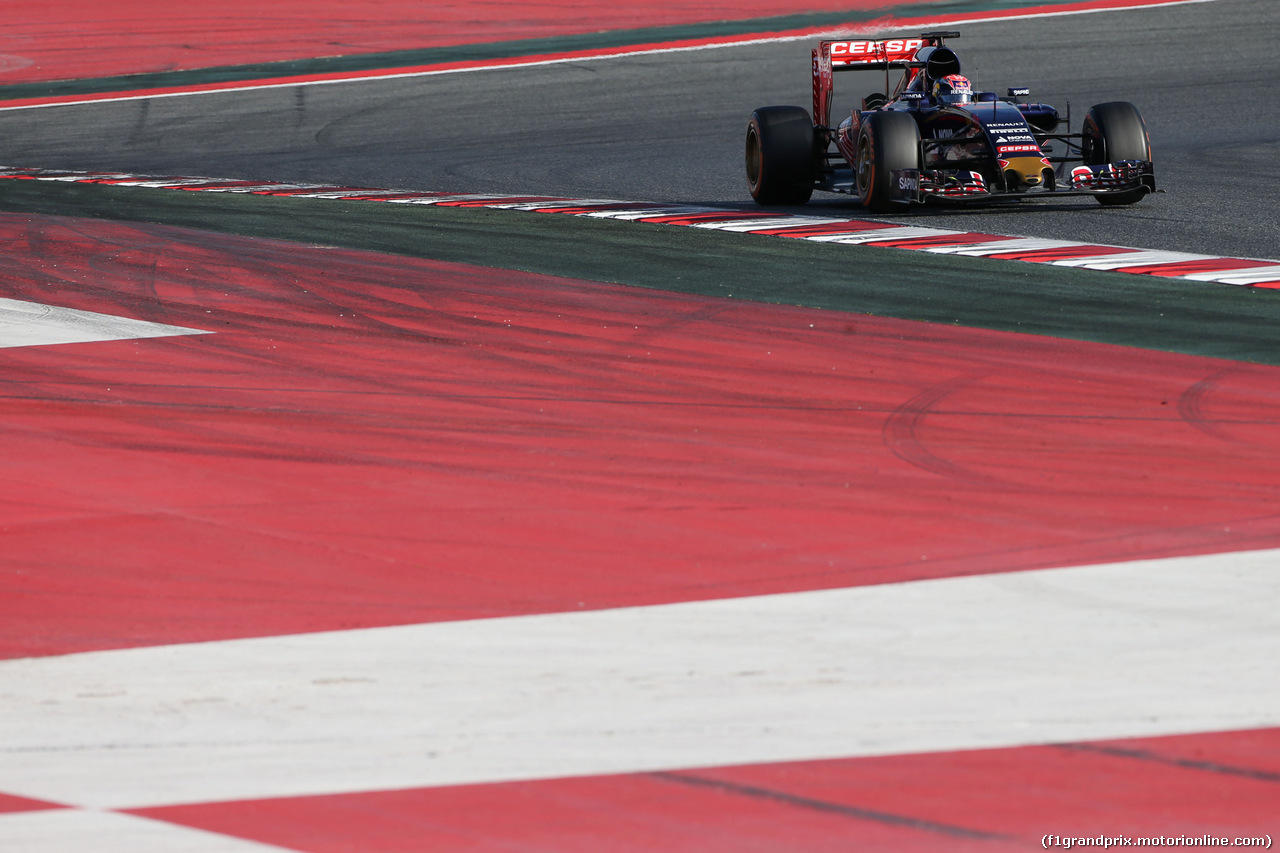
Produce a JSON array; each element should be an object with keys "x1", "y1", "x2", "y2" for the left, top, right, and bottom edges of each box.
[
  {"x1": 130, "y1": 727, "x2": 1280, "y2": 851},
  {"x1": 4, "y1": 212, "x2": 1280, "y2": 659},
  {"x1": 0, "y1": 0, "x2": 901, "y2": 85},
  {"x1": 0, "y1": 1, "x2": 1190, "y2": 86}
]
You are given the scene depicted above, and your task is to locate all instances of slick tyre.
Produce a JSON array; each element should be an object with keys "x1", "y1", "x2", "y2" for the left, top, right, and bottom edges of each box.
[
  {"x1": 1082, "y1": 101, "x2": 1152, "y2": 206},
  {"x1": 855, "y1": 111, "x2": 921, "y2": 213},
  {"x1": 746, "y1": 106, "x2": 816, "y2": 205}
]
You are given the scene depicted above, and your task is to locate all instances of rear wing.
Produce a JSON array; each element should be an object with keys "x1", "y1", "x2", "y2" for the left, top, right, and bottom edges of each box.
[
  {"x1": 826, "y1": 38, "x2": 924, "y2": 69},
  {"x1": 812, "y1": 32, "x2": 957, "y2": 127}
]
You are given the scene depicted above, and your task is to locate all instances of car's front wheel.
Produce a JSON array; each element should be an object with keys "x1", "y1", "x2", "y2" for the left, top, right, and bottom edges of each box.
[
  {"x1": 745, "y1": 106, "x2": 816, "y2": 205},
  {"x1": 1082, "y1": 101, "x2": 1152, "y2": 206},
  {"x1": 855, "y1": 111, "x2": 921, "y2": 213}
]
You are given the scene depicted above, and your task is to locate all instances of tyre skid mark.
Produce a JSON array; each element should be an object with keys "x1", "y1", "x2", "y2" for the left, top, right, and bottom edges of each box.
[{"x1": 881, "y1": 368, "x2": 1013, "y2": 488}]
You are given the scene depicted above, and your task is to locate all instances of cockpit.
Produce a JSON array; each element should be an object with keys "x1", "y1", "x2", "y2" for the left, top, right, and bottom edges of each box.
[{"x1": 897, "y1": 45, "x2": 967, "y2": 105}]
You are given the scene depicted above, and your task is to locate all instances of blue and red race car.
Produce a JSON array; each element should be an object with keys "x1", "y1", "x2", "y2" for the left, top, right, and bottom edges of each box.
[{"x1": 745, "y1": 31, "x2": 1155, "y2": 211}]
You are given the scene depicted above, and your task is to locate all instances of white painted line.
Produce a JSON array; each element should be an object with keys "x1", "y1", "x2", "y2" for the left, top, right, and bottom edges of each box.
[
  {"x1": 2, "y1": 548, "x2": 1277, "y2": 810},
  {"x1": 0, "y1": 809, "x2": 298, "y2": 853},
  {"x1": 0, "y1": 298, "x2": 209, "y2": 349}
]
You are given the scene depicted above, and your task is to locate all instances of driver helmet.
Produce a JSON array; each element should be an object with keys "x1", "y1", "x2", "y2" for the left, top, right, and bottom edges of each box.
[{"x1": 932, "y1": 74, "x2": 973, "y2": 105}]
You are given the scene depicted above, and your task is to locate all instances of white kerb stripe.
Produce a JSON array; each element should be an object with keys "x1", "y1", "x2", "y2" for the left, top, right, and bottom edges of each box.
[
  {"x1": 379, "y1": 193, "x2": 517, "y2": 205},
  {"x1": 823, "y1": 226, "x2": 965, "y2": 244},
  {"x1": 695, "y1": 217, "x2": 845, "y2": 232},
  {"x1": 1050, "y1": 250, "x2": 1213, "y2": 270},
  {"x1": 0, "y1": 298, "x2": 209, "y2": 349},
  {"x1": 1185, "y1": 265, "x2": 1280, "y2": 285},
  {"x1": 1, "y1": 548, "x2": 1277, "y2": 810},
  {"x1": 578, "y1": 207, "x2": 696, "y2": 219},
  {"x1": 924, "y1": 237, "x2": 1105, "y2": 256}
]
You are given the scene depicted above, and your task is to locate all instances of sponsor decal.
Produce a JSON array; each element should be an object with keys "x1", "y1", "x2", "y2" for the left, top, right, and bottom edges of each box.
[
  {"x1": 1070, "y1": 161, "x2": 1150, "y2": 190},
  {"x1": 828, "y1": 39, "x2": 923, "y2": 64},
  {"x1": 997, "y1": 144, "x2": 1041, "y2": 154},
  {"x1": 812, "y1": 51, "x2": 832, "y2": 124},
  {"x1": 918, "y1": 169, "x2": 988, "y2": 197}
]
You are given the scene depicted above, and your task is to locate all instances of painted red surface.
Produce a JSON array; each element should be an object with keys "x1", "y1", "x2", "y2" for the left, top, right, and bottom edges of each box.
[
  {"x1": 4, "y1": 212, "x2": 1280, "y2": 660},
  {"x1": 131, "y1": 727, "x2": 1280, "y2": 851},
  {"x1": 0, "y1": 793, "x2": 65, "y2": 814},
  {"x1": 2, "y1": 3, "x2": 1265, "y2": 845},
  {"x1": 0, "y1": 1, "x2": 1198, "y2": 87},
  {"x1": 0, "y1": 0, "x2": 892, "y2": 86}
]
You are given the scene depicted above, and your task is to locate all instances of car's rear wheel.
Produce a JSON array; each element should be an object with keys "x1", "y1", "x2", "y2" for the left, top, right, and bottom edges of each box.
[
  {"x1": 1082, "y1": 101, "x2": 1152, "y2": 206},
  {"x1": 855, "y1": 111, "x2": 921, "y2": 213},
  {"x1": 745, "y1": 106, "x2": 816, "y2": 205}
]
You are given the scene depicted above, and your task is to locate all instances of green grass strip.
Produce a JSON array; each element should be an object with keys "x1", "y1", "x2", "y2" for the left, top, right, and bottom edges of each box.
[{"x1": 3, "y1": 176, "x2": 1277, "y2": 367}]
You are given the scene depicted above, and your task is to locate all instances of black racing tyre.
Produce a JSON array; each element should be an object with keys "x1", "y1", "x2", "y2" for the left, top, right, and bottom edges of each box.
[
  {"x1": 745, "y1": 106, "x2": 816, "y2": 205},
  {"x1": 1082, "y1": 101, "x2": 1152, "y2": 206},
  {"x1": 855, "y1": 110, "x2": 921, "y2": 213}
]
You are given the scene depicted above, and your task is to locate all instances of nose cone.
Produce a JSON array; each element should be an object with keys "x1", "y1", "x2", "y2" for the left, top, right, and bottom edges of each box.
[{"x1": 1000, "y1": 156, "x2": 1052, "y2": 191}]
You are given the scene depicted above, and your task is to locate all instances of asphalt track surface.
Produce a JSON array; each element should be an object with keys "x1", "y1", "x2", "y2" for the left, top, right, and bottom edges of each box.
[
  {"x1": 3, "y1": 1, "x2": 1280, "y2": 851},
  {"x1": 0, "y1": 0, "x2": 1277, "y2": 259}
]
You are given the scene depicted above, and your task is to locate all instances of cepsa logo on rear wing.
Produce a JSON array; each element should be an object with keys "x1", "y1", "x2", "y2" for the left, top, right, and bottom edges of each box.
[
  {"x1": 812, "y1": 38, "x2": 924, "y2": 127},
  {"x1": 827, "y1": 39, "x2": 924, "y2": 67}
]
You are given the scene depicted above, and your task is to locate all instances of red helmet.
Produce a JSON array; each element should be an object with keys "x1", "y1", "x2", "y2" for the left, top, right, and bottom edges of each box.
[{"x1": 933, "y1": 74, "x2": 973, "y2": 105}]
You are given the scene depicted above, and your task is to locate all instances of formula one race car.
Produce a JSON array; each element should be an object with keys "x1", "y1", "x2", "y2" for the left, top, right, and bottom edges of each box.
[{"x1": 745, "y1": 32, "x2": 1155, "y2": 211}]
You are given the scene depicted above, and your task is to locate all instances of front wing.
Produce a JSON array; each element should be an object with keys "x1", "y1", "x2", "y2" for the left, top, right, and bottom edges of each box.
[{"x1": 885, "y1": 159, "x2": 1156, "y2": 205}]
